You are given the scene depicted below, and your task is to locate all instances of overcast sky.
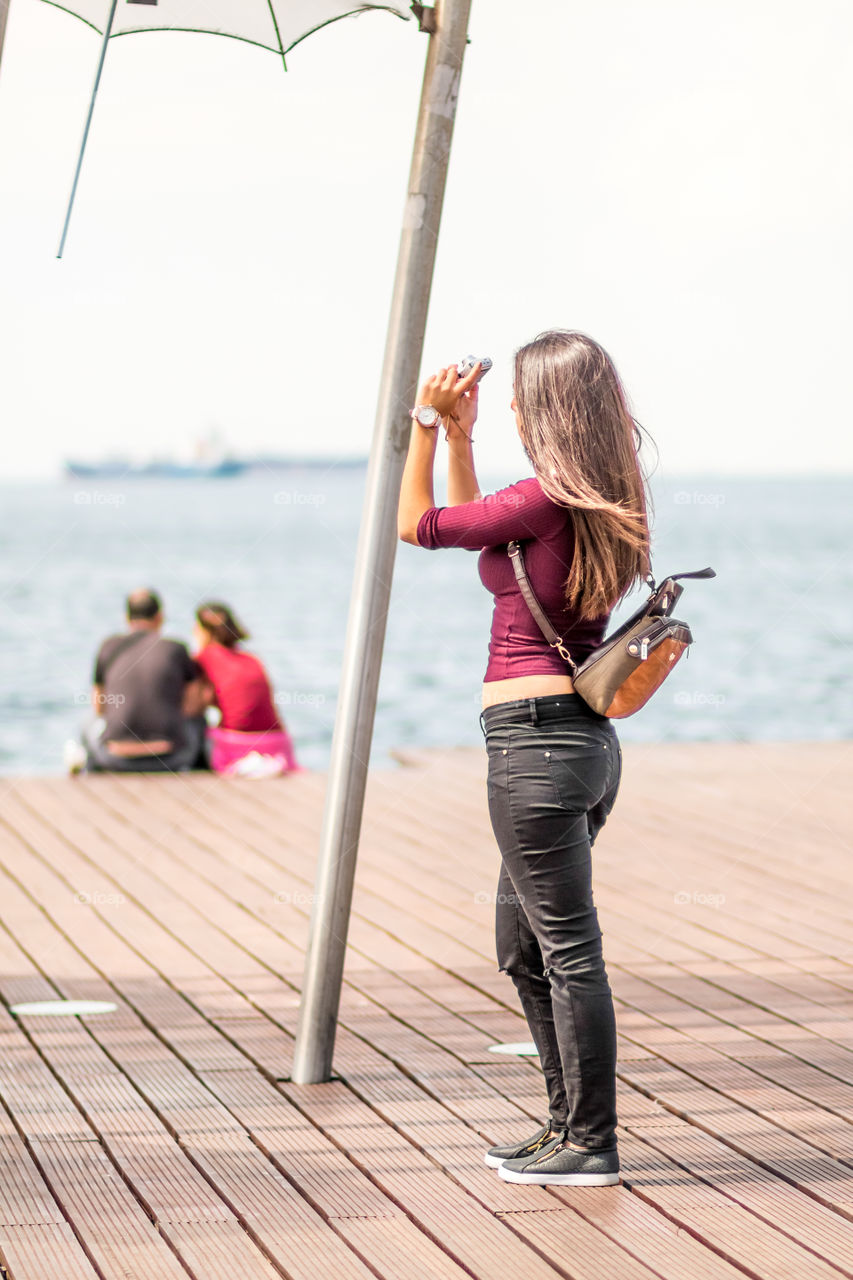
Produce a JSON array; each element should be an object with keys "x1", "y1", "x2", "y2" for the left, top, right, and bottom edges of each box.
[{"x1": 1, "y1": 0, "x2": 851, "y2": 479}]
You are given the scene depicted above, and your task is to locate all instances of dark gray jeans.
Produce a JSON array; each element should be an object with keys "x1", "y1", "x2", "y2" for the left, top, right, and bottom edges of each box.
[{"x1": 480, "y1": 693, "x2": 621, "y2": 1151}]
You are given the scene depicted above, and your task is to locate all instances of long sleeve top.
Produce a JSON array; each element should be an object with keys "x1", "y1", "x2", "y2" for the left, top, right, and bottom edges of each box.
[{"x1": 416, "y1": 475, "x2": 610, "y2": 682}]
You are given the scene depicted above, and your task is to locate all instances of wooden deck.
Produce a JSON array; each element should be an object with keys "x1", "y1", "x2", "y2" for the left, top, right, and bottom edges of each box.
[{"x1": 0, "y1": 741, "x2": 852, "y2": 1280}]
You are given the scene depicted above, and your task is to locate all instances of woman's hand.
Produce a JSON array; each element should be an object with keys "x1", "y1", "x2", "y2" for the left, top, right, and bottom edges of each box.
[
  {"x1": 418, "y1": 363, "x2": 482, "y2": 435},
  {"x1": 445, "y1": 380, "x2": 479, "y2": 443}
]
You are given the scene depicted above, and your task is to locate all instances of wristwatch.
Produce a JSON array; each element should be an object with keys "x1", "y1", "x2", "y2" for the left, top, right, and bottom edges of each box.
[{"x1": 411, "y1": 404, "x2": 442, "y2": 428}]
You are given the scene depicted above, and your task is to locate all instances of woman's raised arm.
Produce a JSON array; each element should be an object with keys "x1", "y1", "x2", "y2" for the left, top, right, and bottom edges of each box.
[
  {"x1": 397, "y1": 363, "x2": 481, "y2": 543},
  {"x1": 397, "y1": 419, "x2": 439, "y2": 544}
]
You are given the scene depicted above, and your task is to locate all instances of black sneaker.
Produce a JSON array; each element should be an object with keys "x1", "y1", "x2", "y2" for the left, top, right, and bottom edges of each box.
[
  {"x1": 484, "y1": 1123, "x2": 564, "y2": 1169},
  {"x1": 498, "y1": 1133, "x2": 620, "y2": 1185}
]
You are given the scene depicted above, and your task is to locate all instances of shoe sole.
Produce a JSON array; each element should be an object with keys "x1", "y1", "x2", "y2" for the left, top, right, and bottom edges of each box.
[{"x1": 498, "y1": 1166, "x2": 620, "y2": 1186}]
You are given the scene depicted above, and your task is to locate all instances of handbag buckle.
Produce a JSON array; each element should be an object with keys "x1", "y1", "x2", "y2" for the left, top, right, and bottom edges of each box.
[
  {"x1": 627, "y1": 637, "x2": 650, "y2": 660},
  {"x1": 552, "y1": 639, "x2": 578, "y2": 675}
]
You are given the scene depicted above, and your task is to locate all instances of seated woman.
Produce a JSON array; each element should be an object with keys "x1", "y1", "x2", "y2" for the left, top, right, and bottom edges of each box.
[{"x1": 193, "y1": 601, "x2": 301, "y2": 776}]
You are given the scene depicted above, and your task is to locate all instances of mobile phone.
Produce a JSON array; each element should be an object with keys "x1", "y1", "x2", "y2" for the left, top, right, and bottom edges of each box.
[{"x1": 458, "y1": 355, "x2": 492, "y2": 383}]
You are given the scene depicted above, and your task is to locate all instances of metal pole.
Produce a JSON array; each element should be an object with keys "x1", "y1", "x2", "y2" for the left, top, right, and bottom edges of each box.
[
  {"x1": 291, "y1": 0, "x2": 473, "y2": 1084},
  {"x1": 57, "y1": 0, "x2": 119, "y2": 258},
  {"x1": 0, "y1": 0, "x2": 11, "y2": 76}
]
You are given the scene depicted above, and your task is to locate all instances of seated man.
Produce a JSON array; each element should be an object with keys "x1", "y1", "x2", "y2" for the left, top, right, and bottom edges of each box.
[{"x1": 85, "y1": 588, "x2": 206, "y2": 772}]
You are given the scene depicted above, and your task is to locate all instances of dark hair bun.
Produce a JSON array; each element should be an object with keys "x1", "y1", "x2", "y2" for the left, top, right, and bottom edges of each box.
[{"x1": 196, "y1": 602, "x2": 248, "y2": 649}]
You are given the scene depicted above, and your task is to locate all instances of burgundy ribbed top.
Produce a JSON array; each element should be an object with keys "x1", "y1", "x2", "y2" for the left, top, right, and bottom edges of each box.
[{"x1": 416, "y1": 476, "x2": 610, "y2": 682}]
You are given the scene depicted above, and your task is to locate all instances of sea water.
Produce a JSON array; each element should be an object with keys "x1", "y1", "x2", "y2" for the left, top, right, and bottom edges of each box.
[{"x1": 0, "y1": 472, "x2": 850, "y2": 775}]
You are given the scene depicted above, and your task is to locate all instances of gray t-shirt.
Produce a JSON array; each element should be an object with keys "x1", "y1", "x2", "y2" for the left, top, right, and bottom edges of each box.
[{"x1": 93, "y1": 632, "x2": 198, "y2": 744}]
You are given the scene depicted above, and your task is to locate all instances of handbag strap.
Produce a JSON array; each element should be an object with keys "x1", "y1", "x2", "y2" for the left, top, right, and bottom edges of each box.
[
  {"x1": 507, "y1": 541, "x2": 579, "y2": 675},
  {"x1": 508, "y1": 541, "x2": 715, "y2": 677}
]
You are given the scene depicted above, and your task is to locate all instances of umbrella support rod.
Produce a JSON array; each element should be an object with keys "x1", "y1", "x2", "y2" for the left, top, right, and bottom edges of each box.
[
  {"x1": 0, "y1": 0, "x2": 11, "y2": 76},
  {"x1": 57, "y1": 0, "x2": 119, "y2": 258},
  {"x1": 291, "y1": 0, "x2": 473, "y2": 1085}
]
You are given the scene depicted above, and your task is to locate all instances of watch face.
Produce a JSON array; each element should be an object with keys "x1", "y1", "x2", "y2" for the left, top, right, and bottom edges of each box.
[{"x1": 416, "y1": 406, "x2": 439, "y2": 426}]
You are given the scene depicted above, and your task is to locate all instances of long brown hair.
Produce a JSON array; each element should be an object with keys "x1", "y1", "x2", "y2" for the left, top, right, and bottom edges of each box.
[{"x1": 514, "y1": 330, "x2": 653, "y2": 619}]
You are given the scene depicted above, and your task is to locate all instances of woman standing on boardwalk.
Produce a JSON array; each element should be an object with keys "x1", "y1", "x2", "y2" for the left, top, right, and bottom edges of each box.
[{"x1": 397, "y1": 331, "x2": 651, "y2": 1186}]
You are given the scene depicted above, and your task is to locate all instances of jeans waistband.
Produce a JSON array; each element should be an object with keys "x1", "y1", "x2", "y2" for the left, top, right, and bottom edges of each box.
[{"x1": 479, "y1": 692, "x2": 607, "y2": 736}]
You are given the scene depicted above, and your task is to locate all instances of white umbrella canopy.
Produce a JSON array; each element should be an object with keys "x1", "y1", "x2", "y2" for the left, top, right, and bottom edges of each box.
[
  {"x1": 42, "y1": 0, "x2": 410, "y2": 59},
  {"x1": 42, "y1": 0, "x2": 413, "y2": 253}
]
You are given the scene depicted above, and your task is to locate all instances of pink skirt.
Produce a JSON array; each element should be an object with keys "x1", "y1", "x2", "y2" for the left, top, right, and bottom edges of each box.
[{"x1": 206, "y1": 725, "x2": 303, "y2": 777}]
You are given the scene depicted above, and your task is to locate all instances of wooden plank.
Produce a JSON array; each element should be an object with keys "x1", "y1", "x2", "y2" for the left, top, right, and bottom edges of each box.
[
  {"x1": 44, "y1": 773, "x2": 853, "y2": 1264},
  {"x1": 623, "y1": 1122, "x2": 853, "y2": 1262},
  {"x1": 314, "y1": 1025, "x2": 853, "y2": 1280},
  {"x1": 276, "y1": 1083, "x2": 575, "y2": 1280},
  {"x1": 0, "y1": 834, "x2": 517, "y2": 1280},
  {"x1": 611, "y1": 965, "x2": 853, "y2": 1099},
  {"x1": 0, "y1": 882, "x2": 387, "y2": 1279},
  {"x1": 156, "y1": 1222, "x2": 283, "y2": 1280},
  {"x1": 26, "y1": 1138, "x2": 193, "y2": 1280},
  {"x1": 2, "y1": 745, "x2": 852, "y2": 1280},
  {"x1": 537, "y1": 1182, "x2": 754, "y2": 1280},
  {"x1": 0, "y1": 1020, "x2": 230, "y2": 1280},
  {"x1": 0, "y1": 1132, "x2": 67, "y2": 1229},
  {"x1": 620, "y1": 1131, "x2": 851, "y2": 1280},
  {"x1": 614, "y1": 1001, "x2": 853, "y2": 1166},
  {"x1": 0, "y1": 1223, "x2": 102, "y2": 1280}
]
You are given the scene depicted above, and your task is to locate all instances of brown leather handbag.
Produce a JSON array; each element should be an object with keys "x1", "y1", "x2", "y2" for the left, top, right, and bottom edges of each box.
[{"x1": 507, "y1": 541, "x2": 715, "y2": 718}]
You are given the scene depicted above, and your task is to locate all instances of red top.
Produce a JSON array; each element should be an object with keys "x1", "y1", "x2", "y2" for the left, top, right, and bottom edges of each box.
[
  {"x1": 195, "y1": 642, "x2": 282, "y2": 733},
  {"x1": 416, "y1": 476, "x2": 611, "y2": 682}
]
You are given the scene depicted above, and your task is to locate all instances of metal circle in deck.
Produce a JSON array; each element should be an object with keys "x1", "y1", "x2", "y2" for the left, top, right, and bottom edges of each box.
[{"x1": 9, "y1": 1000, "x2": 118, "y2": 1017}]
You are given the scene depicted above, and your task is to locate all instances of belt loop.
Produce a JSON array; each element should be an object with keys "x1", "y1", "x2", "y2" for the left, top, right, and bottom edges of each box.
[
  {"x1": 528, "y1": 697, "x2": 538, "y2": 725},
  {"x1": 479, "y1": 710, "x2": 487, "y2": 739}
]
